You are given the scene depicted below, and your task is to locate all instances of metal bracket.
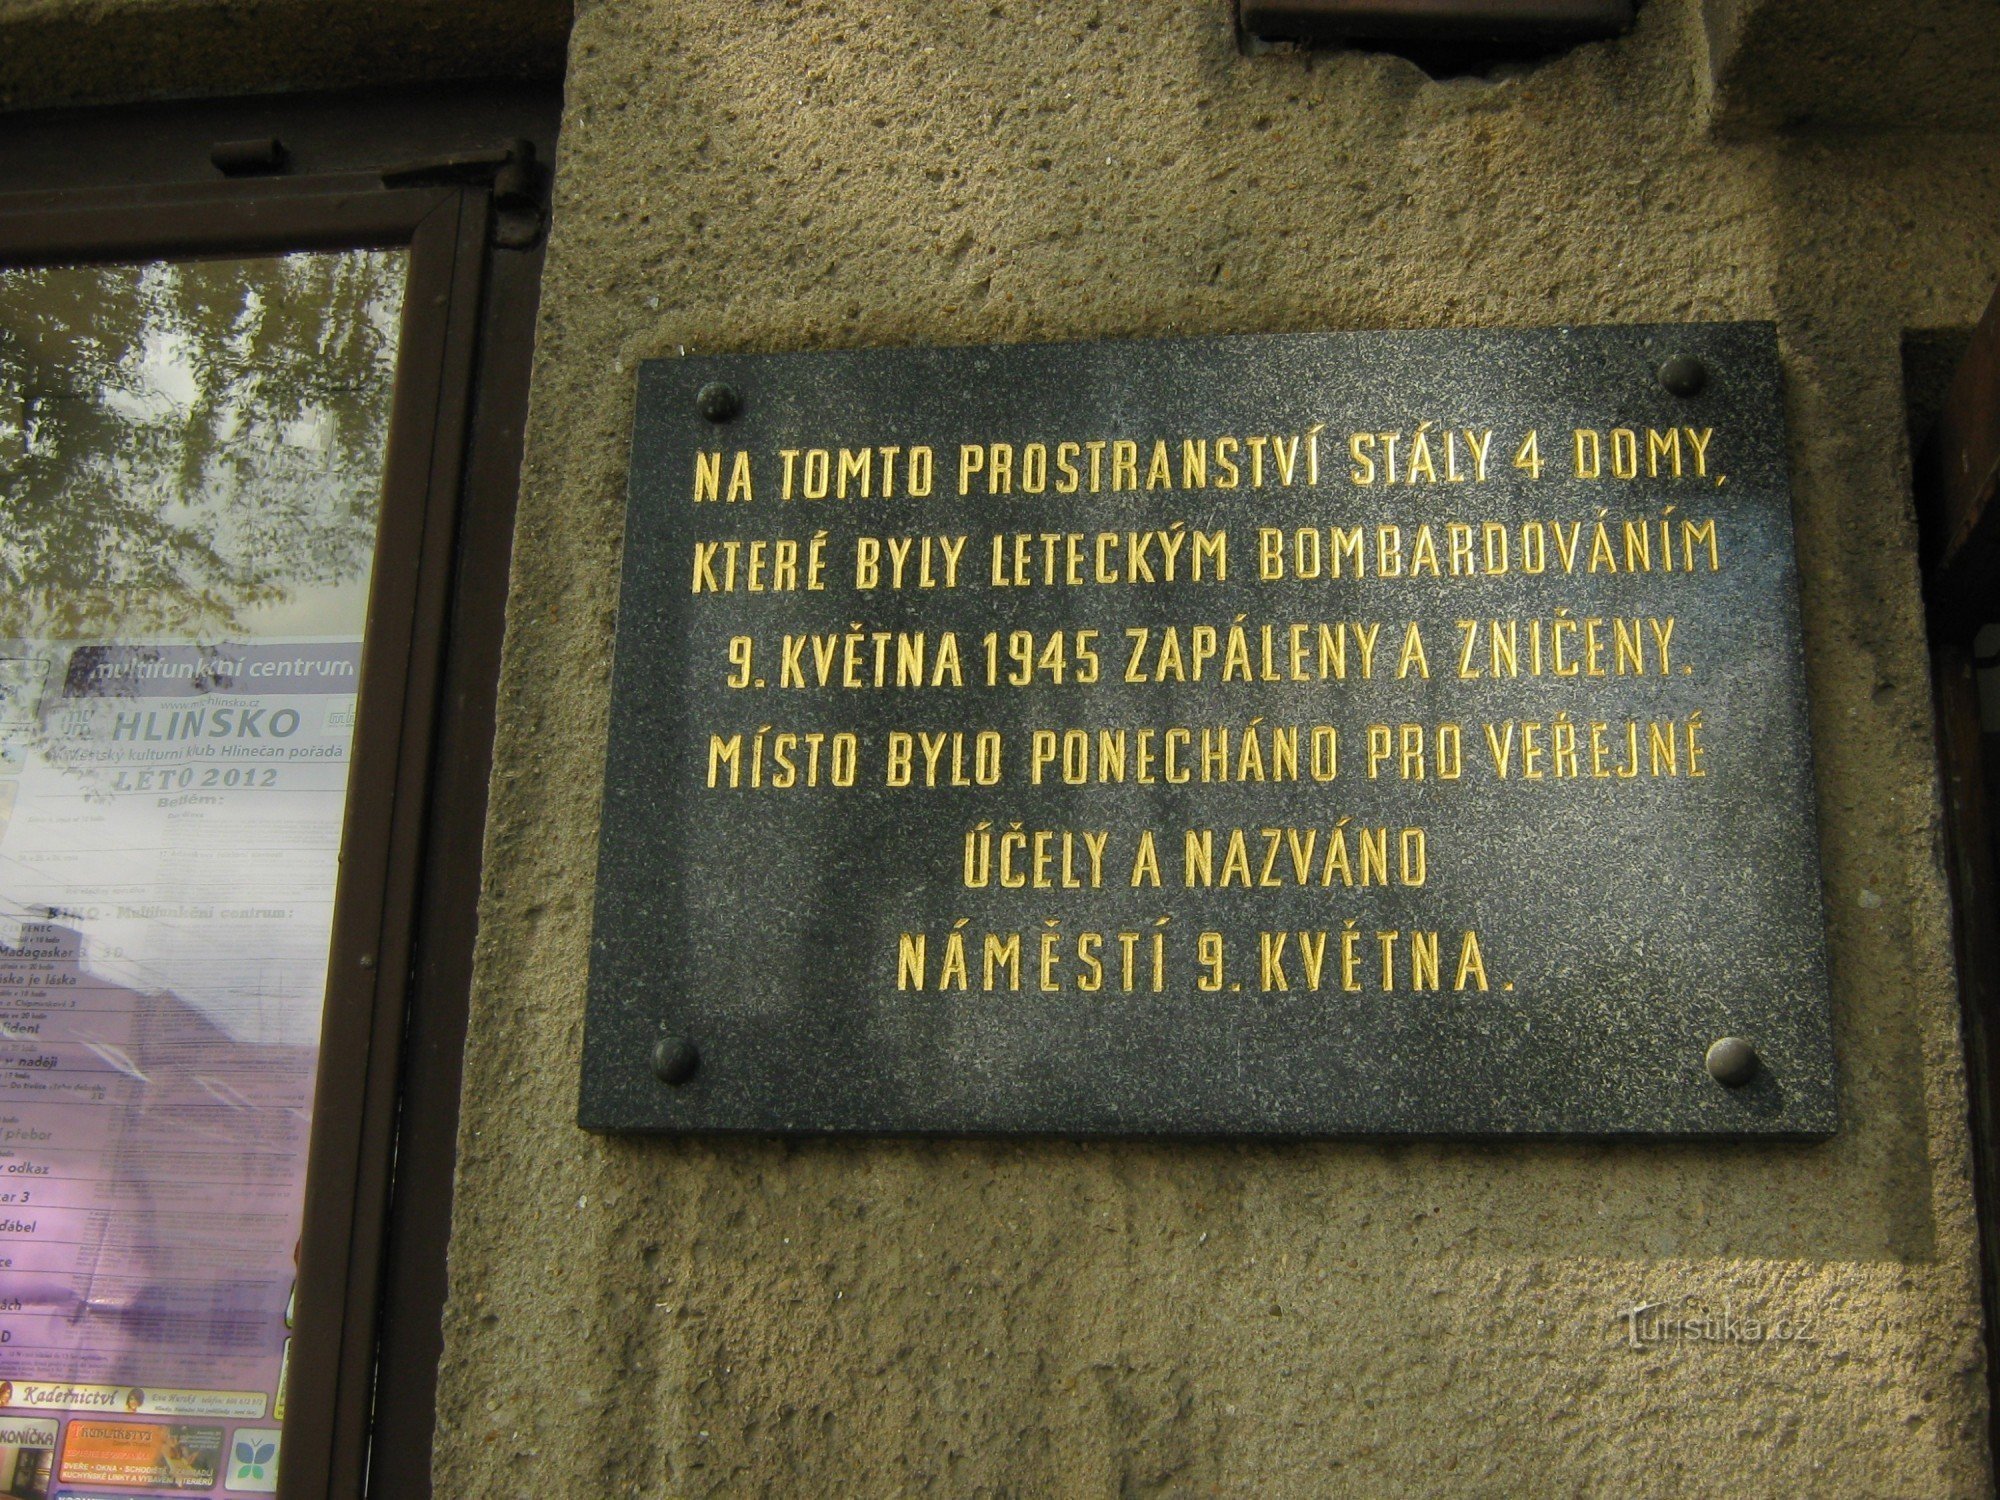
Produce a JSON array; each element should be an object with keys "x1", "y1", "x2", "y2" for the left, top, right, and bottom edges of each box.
[
  {"x1": 1239, "y1": 0, "x2": 1634, "y2": 49},
  {"x1": 380, "y1": 139, "x2": 545, "y2": 250},
  {"x1": 210, "y1": 138, "x2": 289, "y2": 176}
]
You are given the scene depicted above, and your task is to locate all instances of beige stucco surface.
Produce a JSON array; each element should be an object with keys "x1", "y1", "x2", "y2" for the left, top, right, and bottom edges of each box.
[
  {"x1": 0, "y1": 0, "x2": 571, "y2": 109},
  {"x1": 1704, "y1": 0, "x2": 2000, "y2": 136},
  {"x1": 5, "y1": 0, "x2": 1990, "y2": 1490},
  {"x1": 0, "y1": 0, "x2": 1984, "y2": 1496},
  {"x1": 412, "y1": 1, "x2": 2000, "y2": 1493}
]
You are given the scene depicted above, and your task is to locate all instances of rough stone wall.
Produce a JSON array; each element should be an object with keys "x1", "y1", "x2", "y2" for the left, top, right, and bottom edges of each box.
[
  {"x1": 0, "y1": 0, "x2": 570, "y2": 110},
  {"x1": 6, "y1": 0, "x2": 1990, "y2": 1489},
  {"x1": 1703, "y1": 0, "x2": 2000, "y2": 136},
  {"x1": 3, "y1": 0, "x2": 1984, "y2": 1496},
  {"x1": 419, "y1": 1, "x2": 2000, "y2": 1493}
]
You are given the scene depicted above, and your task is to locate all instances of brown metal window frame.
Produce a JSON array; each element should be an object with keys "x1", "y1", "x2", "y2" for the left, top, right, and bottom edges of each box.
[
  {"x1": 1917, "y1": 288, "x2": 2000, "y2": 1470},
  {"x1": 0, "y1": 86, "x2": 554, "y2": 1500}
]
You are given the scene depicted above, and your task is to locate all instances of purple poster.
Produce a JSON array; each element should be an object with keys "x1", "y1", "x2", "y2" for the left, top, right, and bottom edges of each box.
[{"x1": 0, "y1": 641, "x2": 363, "y2": 1498}]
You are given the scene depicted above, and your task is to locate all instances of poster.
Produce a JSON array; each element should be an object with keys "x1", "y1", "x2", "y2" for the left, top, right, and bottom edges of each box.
[{"x1": 0, "y1": 640, "x2": 363, "y2": 1497}]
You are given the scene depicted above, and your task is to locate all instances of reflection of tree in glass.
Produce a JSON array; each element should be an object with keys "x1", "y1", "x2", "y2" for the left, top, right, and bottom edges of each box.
[{"x1": 0, "y1": 251, "x2": 405, "y2": 640}]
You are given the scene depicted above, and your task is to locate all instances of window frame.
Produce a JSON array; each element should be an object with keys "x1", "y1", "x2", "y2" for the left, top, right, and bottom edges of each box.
[
  {"x1": 1918, "y1": 289, "x2": 2000, "y2": 1473},
  {"x1": 0, "y1": 86, "x2": 555, "y2": 1500}
]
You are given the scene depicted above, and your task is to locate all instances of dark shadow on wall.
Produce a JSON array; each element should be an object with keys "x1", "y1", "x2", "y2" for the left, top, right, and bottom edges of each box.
[
  {"x1": 1905, "y1": 329, "x2": 1975, "y2": 459},
  {"x1": 0, "y1": 0, "x2": 573, "y2": 112},
  {"x1": 1705, "y1": 0, "x2": 2000, "y2": 136},
  {"x1": 1748, "y1": 135, "x2": 2000, "y2": 1271}
]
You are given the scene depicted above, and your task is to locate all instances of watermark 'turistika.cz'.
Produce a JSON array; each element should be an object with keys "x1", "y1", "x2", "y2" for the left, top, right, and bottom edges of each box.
[{"x1": 1617, "y1": 1297, "x2": 1816, "y2": 1349}]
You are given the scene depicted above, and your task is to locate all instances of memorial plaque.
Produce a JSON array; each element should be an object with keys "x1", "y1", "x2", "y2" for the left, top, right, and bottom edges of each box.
[{"x1": 579, "y1": 323, "x2": 1837, "y2": 1137}]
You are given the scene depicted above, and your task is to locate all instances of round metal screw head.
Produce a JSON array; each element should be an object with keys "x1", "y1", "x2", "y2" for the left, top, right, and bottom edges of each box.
[
  {"x1": 696, "y1": 382, "x2": 741, "y2": 423},
  {"x1": 652, "y1": 1036, "x2": 700, "y2": 1086},
  {"x1": 1705, "y1": 1036, "x2": 1759, "y2": 1087},
  {"x1": 1659, "y1": 354, "x2": 1707, "y2": 397}
]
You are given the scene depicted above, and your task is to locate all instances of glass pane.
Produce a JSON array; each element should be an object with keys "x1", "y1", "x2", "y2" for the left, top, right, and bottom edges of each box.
[{"x1": 0, "y1": 249, "x2": 406, "y2": 1498}]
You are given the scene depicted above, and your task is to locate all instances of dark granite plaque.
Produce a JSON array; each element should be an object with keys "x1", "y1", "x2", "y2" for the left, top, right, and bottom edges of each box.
[{"x1": 579, "y1": 323, "x2": 1837, "y2": 1137}]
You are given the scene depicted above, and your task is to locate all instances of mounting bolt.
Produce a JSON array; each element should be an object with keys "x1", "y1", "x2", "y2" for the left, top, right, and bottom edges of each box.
[
  {"x1": 1658, "y1": 354, "x2": 1707, "y2": 397},
  {"x1": 1705, "y1": 1036, "x2": 1759, "y2": 1087},
  {"x1": 696, "y1": 382, "x2": 741, "y2": 423},
  {"x1": 652, "y1": 1036, "x2": 700, "y2": 1086}
]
